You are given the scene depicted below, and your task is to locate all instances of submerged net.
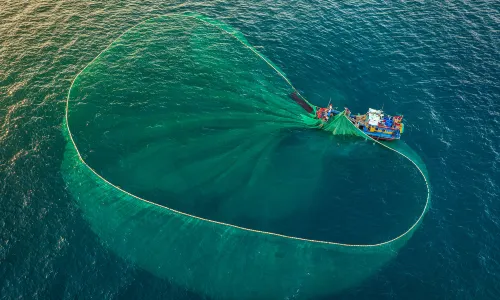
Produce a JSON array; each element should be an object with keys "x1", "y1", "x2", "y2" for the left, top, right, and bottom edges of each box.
[{"x1": 62, "y1": 13, "x2": 430, "y2": 299}]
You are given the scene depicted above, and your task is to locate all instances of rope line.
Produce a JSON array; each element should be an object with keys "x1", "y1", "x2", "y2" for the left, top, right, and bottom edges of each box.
[{"x1": 65, "y1": 13, "x2": 430, "y2": 248}]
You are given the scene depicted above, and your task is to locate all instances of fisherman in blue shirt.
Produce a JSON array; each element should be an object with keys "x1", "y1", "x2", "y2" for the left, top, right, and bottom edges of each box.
[{"x1": 327, "y1": 104, "x2": 333, "y2": 116}]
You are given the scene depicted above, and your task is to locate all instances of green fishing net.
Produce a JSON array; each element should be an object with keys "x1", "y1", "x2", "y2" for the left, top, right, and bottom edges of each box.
[{"x1": 62, "y1": 13, "x2": 430, "y2": 299}]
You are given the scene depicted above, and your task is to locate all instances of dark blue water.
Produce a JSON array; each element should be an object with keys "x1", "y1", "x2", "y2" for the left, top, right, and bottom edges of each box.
[{"x1": 1, "y1": 1, "x2": 499, "y2": 299}]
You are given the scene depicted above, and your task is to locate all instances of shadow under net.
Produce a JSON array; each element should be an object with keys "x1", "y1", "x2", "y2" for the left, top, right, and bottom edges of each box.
[{"x1": 63, "y1": 13, "x2": 430, "y2": 300}]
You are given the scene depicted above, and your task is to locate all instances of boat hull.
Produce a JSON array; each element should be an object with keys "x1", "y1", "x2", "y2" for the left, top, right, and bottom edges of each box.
[{"x1": 367, "y1": 134, "x2": 399, "y2": 141}]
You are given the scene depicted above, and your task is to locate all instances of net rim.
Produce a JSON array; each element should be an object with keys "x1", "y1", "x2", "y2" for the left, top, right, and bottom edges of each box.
[{"x1": 64, "y1": 12, "x2": 431, "y2": 248}]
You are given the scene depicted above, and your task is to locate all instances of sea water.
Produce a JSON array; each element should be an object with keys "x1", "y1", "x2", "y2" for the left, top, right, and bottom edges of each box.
[{"x1": 1, "y1": 1, "x2": 499, "y2": 299}]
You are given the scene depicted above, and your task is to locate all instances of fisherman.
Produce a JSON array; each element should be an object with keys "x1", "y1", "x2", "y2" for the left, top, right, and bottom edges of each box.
[
  {"x1": 327, "y1": 104, "x2": 333, "y2": 117},
  {"x1": 322, "y1": 104, "x2": 333, "y2": 121}
]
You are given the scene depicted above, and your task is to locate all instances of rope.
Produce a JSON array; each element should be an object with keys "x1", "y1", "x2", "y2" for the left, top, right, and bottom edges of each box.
[
  {"x1": 65, "y1": 13, "x2": 430, "y2": 248},
  {"x1": 342, "y1": 114, "x2": 430, "y2": 246},
  {"x1": 193, "y1": 16, "x2": 313, "y2": 108}
]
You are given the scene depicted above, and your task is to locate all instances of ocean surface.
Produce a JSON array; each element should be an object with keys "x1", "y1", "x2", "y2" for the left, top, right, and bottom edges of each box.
[{"x1": 1, "y1": 1, "x2": 499, "y2": 299}]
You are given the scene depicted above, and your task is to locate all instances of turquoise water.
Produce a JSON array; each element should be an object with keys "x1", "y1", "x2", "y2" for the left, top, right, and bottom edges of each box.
[
  {"x1": 61, "y1": 14, "x2": 429, "y2": 299},
  {"x1": 1, "y1": 1, "x2": 499, "y2": 299}
]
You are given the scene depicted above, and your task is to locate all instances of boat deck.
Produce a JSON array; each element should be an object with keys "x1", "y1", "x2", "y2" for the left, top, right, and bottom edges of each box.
[{"x1": 316, "y1": 107, "x2": 402, "y2": 141}]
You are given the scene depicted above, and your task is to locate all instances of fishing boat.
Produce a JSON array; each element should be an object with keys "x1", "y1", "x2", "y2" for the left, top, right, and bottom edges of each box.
[
  {"x1": 316, "y1": 106, "x2": 404, "y2": 141},
  {"x1": 288, "y1": 92, "x2": 404, "y2": 141}
]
